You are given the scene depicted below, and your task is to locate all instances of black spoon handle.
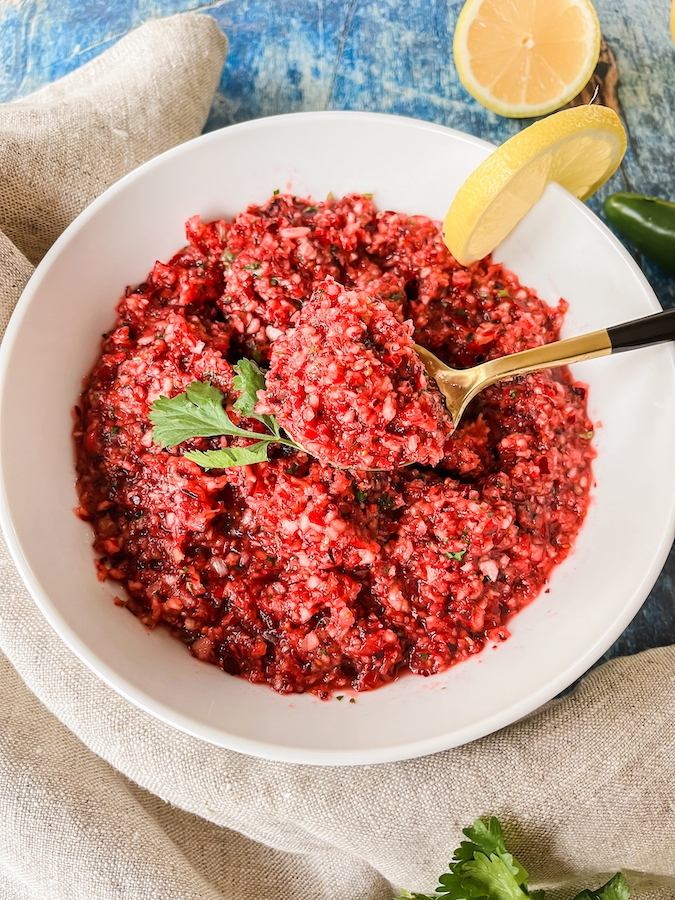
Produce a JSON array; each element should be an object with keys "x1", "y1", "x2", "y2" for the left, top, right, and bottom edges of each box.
[{"x1": 608, "y1": 308, "x2": 675, "y2": 353}]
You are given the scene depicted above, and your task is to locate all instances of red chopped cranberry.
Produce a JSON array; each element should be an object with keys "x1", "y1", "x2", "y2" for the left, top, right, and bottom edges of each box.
[{"x1": 74, "y1": 193, "x2": 594, "y2": 697}]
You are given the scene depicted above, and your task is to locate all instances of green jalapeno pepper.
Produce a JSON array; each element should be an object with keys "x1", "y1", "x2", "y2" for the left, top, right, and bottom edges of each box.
[{"x1": 603, "y1": 192, "x2": 675, "y2": 276}]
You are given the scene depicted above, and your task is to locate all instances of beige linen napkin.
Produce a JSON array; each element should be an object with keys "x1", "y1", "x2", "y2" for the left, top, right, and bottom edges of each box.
[{"x1": 1, "y1": 13, "x2": 674, "y2": 900}]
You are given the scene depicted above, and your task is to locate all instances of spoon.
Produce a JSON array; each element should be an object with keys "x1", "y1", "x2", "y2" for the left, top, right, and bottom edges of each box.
[{"x1": 415, "y1": 308, "x2": 675, "y2": 429}]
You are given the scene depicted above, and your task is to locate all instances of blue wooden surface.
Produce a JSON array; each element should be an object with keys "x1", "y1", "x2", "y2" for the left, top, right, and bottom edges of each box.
[{"x1": 1, "y1": 0, "x2": 674, "y2": 664}]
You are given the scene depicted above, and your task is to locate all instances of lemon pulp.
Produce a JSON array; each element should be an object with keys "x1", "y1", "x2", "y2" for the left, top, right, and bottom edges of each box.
[{"x1": 454, "y1": 0, "x2": 601, "y2": 118}]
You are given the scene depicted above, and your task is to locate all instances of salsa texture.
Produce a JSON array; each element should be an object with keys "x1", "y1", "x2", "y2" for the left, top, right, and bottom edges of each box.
[
  {"x1": 257, "y1": 277, "x2": 452, "y2": 469},
  {"x1": 74, "y1": 192, "x2": 595, "y2": 696}
]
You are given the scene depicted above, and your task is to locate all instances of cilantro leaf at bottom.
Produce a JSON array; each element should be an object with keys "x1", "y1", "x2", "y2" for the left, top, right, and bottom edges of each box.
[
  {"x1": 438, "y1": 818, "x2": 528, "y2": 898},
  {"x1": 460, "y1": 818, "x2": 509, "y2": 858},
  {"x1": 396, "y1": 817, "x2": 629, "y2": 900},
  {"x1": 463, "y1": 819, "x2": 528, "y2": 888},
  {"x1": 397, "y1": 893, "x2": 438, "y2": 900},
  {"x1": 455, "y1": 820, "x2": 506, "y2": 860},
  {"x1": 572, "y1": 873, "x2": 630, "y2": 900},
  {"x1": 438, "y1": 852, "x2": 528, "y2": 900},
  {"x1": 184, "y1": 442, "x2": 271, "y2": 470}
]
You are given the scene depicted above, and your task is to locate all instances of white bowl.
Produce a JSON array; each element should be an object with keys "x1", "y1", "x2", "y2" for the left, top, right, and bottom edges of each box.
[{"x1": 2, "y1": 111, "x2": 674, "y2": 765}]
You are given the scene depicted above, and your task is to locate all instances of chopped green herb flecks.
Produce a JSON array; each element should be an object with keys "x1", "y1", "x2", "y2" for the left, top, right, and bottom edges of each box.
[
  {"x1": 377, "y1": 493, "x2": 395, "y2": 510},
  {"x1": 150, "y1": 381, "x2": 244, "y2": 448},
  {"x1": 353, "y1": 485, "x2": 368, "y2": 504},
  {"x1": 444, "y1": 549, "x2": 466, "y2": 562}
]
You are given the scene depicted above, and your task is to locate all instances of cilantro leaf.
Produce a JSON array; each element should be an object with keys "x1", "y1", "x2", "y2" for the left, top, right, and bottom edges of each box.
[
  {"x1": 461, "y1": 818, "x2": 509, "y2": 858},
  {"x1": 397, "y1": 893, "x2": 438, "y2": 900},
  {"x1": 149, "y1": 381, "x2": 253, "y2": 447},
  {"x1": 461, "y1": 819, "x2": 528, "y2": 887},
  {"x1": 436, "y1": 818, "x2": 529, "y2": 899},
  {"x1": 395, "y1": 816, "x2": 630, "y2": 900},
  {"x1": 572, "y1": 874, "x2": 630, "y2": 900},
  {"x1": 149, "y1": 371, "x2": 304, "y2": 471},
  {"x1": 434, "y1": 875, "x2": 493, "y2": 899},
  {"x1": 233, "y1": 358, "x2": 278, "y2": 434},
  {"x1": 438, "y1": 853, "x2": 527, "y2": 900},
  {"x1": 184, "y1": 442, "x2": 270, "y2": 470}
]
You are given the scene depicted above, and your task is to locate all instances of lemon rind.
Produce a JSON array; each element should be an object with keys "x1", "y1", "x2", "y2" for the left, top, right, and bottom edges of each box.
[{"x1": 443, "y1": 106, "x2": 627, "y2": 265}]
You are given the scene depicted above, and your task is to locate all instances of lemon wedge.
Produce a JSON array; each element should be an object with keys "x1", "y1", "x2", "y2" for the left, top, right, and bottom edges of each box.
[
  {"x1": 443, "y1": 105, "x2": 626, "y2": 266},
  {"x1": 453, "y1": 0, "x2": 601, "y2": 118}
]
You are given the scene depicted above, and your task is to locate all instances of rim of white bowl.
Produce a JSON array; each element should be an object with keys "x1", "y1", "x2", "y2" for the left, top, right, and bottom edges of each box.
[{"x1": 1, "y1": 110, "x2": 674, "y2": 766}]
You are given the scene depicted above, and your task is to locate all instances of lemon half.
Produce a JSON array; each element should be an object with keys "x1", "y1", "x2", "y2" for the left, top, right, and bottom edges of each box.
[
  {"x1": 443, "y1": 105, "x2": 626, "y2": 266},
  {"x1": 453, "y1": 0, "x2": 602, "y2": 118}
]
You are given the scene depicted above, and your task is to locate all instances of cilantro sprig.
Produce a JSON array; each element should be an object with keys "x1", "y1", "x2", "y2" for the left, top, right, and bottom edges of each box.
[
  {"x1": 398, "y1": 817, "x2": 629, "y2": 900},
  {"x1": 148, "y1": 360, "x2": 303, "y2": 470}
]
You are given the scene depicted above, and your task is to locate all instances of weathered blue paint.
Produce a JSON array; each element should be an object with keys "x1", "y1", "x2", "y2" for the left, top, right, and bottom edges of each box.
[{"x1": 1, "y1": 0, "x2": 674, "y2": 665}]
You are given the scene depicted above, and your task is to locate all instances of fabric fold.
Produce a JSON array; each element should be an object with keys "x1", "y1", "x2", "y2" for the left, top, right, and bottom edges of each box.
[
  {"x1": 0, "y1": 11, "x2": 673, "y2": 900},
  {"x1": 0, "y1": 14, "x2": 227, "y2": 265},
  {"x1": 0, "y1": 233, "x2": 33, "y2": 336}
]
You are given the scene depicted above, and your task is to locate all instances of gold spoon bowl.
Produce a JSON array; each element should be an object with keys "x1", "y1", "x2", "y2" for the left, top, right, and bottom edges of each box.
[{"x1": 415, "y1": 308, "x2": 675, "y2": 429}]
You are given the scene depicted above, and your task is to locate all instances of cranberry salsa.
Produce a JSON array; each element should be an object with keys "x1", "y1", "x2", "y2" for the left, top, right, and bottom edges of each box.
[{"x1": 74, "y1": 192, "x2": 595, "y2": 697}]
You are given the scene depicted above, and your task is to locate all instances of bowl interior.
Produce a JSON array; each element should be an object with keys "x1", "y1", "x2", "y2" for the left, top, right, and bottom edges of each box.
[{"x1": 2, "y1": 111, "x2": 674, "y2": 765}]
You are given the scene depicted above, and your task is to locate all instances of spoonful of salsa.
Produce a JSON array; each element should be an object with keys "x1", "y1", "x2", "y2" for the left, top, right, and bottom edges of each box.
[
  {"x1": 151, "y1": 278, "x2": 675, "y2": 472},
  {"x1": 257, "y1": 279, "x2": 675, "y2": 467},
  {"x1": 255, "y1": 277, "x2": 453, "y2": 469}
]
